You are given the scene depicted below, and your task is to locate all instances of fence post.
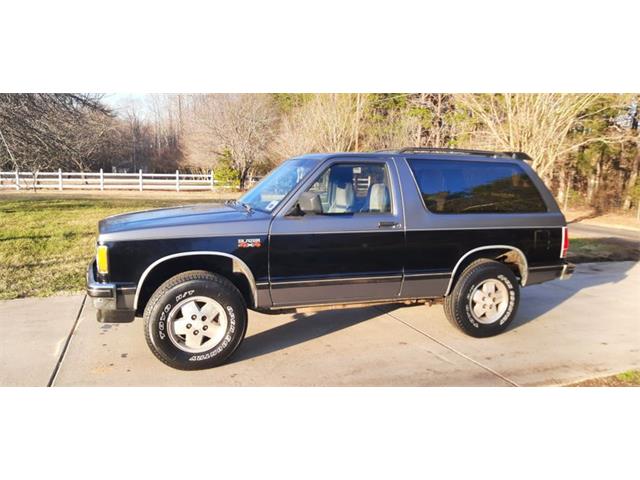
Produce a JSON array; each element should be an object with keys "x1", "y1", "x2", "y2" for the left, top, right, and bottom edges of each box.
[
  {"x1": 139, "y1": 169, "x2": 143, "y2": 191},
  {"x1": 15, "y1": 170, "x2": 19, "y2": 190},
  {"x1": 58, "y1": 169, "x2": 63, "y2": 191},
  {"x1": 210, "y1": 170, "x2": 214, "y2": 190},
  {"x1": 176, "y1": 170, "x2": 180, "y2": 192},
  {"x1": 100, "y1": 168, "x2": 104, "y2": 191}
]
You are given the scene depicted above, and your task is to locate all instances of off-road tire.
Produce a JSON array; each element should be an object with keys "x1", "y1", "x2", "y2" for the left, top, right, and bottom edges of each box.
[
  {"x1": 444, "y1": 259, "x2": 519, "y2": 338},
  {"x1": 143, "y1": 270, "x2": 248, "y2": 370}
]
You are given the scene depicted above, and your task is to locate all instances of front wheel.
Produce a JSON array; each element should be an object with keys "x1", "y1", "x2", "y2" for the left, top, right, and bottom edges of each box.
[
  {"x1": 143, "y1": 270, "x2": 248, "y2": 370},
  {"x1": 444, "y1": 259, "x2": 520, "y2": 338}
]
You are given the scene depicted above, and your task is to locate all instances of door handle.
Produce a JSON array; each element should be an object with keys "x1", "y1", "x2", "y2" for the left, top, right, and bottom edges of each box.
[{"x1": 378, "y1": 221, "x2": 401, "y2": 228}]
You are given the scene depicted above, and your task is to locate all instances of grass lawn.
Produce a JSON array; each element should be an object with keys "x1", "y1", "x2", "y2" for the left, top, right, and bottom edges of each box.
[
  {"x1": 571, "y1": 369, "x2": 640, "y2": 387},
  {"x1": 568, "y1": 237, "x2": 640, "y2": 263},
  {"x1": 0, "y1": 193, "x2": 229, "y2": 300}
]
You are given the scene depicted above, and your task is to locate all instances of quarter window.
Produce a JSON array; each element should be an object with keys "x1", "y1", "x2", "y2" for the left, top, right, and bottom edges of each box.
[
  {"x1": 304, "y1": 163, "x2": 392, "y2": 214},
  {"x1": 407, "y1": 159, "x2": 547, "y2": 214}
]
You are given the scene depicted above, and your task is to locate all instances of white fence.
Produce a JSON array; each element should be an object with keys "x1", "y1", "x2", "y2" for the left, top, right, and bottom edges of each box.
[{"x1": 0, "y1": 170, "x2": 237, "y2": 192}]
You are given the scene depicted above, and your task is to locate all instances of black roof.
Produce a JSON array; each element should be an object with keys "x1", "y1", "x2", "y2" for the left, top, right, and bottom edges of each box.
[
  {"x1": 294, "y1": 148, "x2": 532, "y2": 162},
  {"x1": 377, "y1": 147, "x2": 532, "y2": 161}
]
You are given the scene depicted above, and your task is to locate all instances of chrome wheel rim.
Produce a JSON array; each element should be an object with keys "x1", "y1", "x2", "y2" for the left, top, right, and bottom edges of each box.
[
  {"x1": 469, "y1": 279, "x2": 509, "y2": 325},
  {"x1": 167, "y1": 296, "x2": 228, "y2": 353}
]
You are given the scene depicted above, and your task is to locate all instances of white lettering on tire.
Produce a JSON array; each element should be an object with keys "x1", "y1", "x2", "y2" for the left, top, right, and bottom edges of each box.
[
  {"x1": 158, "y1": 303, "x2": 172, "y2": 339},
  {"x1": 175, "y1": 290, "x2": 195, "y2": 302}
]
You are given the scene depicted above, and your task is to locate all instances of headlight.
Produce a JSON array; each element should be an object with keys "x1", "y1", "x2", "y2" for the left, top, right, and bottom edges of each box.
[{"x1": 96, "y1": 245, "x2": 109, "y2": 274}]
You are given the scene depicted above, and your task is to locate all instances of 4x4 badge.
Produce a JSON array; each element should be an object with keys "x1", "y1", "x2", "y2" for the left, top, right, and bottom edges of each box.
[{"x1": 238, "y1": 238, "x2": 262, "y2": 248}]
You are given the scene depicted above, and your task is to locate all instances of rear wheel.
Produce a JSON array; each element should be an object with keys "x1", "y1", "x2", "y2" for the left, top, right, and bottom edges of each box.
[
  {"x1": 143, "y1": 270, "x2": 248, "y2": 370},
  {"x1": 444, "y1": 259, "x2": 519, "y2": 337}
]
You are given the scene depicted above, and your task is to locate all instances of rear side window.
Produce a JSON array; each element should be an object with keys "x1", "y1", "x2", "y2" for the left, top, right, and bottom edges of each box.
[{"x1": 407, "y1": 159, "x2": 547, "y2": 214}]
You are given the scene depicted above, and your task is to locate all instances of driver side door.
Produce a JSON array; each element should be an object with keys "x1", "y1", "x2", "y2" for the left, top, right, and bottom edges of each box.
[{"x1": 268, "y1": 157, "x2": 405, "y2": 307}]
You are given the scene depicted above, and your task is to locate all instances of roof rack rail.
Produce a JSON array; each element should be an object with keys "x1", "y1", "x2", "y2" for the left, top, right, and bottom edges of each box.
[{"x1": 394, "y1": 147, "x2": 532, "y2": 161}]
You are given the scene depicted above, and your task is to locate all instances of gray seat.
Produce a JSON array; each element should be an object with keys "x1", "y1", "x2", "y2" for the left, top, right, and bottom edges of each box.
[
  {"x1": 367, "y1": 183, "x2": 390, "y2": 212},
  {"x1": 328, "y1": 182, "x2": 354, "y2": 213}
]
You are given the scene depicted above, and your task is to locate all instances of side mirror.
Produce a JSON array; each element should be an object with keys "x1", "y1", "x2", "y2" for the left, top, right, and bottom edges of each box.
[{"x1": 297, "y1": 192, "x2": 323, "y2": 215}]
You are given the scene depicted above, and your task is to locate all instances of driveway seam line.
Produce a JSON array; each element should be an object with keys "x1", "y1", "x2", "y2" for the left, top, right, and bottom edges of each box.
[
  {"x1": 47, "y1": 294, "x2": 86, "y2": 387},
  {"x1": 382, "y1": 309, "x2": 521, "y2": 387}
]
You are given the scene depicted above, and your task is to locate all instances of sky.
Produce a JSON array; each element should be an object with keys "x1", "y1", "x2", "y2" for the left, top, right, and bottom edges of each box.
[{"x1": 101, "y1": 93, "x2": 150, "y2": 116}]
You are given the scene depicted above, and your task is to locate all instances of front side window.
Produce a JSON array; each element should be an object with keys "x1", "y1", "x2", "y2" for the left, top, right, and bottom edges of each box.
[
  {"x1": 239, "y1": 158, "x2": 317, "y2": 212},
  {"x1": 407, "y1": 159, "x2": 547, "y2": 214},
  {"x1": 304, "y1": 163, "x2": 392, "y2": 214}
]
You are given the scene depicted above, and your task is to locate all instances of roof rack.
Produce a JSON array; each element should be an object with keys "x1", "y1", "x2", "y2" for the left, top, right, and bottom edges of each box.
[{"x1": 392, "y1": 147, "x2": 532, "y2": 161}]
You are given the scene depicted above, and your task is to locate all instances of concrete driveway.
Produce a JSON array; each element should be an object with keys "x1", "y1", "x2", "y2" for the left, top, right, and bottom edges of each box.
[{"x1": 1, "y1": 261, "x2": 638, "y2": 386}]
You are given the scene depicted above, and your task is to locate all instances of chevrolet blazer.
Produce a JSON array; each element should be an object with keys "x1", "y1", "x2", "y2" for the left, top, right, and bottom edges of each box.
[{"x1": 87, "y1": 148, "x2": 574, "y2": 370}]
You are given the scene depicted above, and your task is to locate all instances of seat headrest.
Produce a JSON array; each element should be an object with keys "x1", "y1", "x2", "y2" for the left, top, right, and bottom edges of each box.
[
  {"x1": 334, "y1": 182, "x2": 354, "y2": 208},
  {"x1": 369, "y1": 183, "x2": 390, "y2": 212}
]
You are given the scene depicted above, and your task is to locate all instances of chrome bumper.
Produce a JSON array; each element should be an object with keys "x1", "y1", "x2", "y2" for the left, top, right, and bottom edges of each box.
[{"x1": 86, "y1": 261, "x2": 136, "y2": 323}]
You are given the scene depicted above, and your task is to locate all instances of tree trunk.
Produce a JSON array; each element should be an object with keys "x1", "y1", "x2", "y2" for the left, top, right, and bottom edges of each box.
[
  {"x1": 622, "y1": 153, "x2": 639, "y2": 210},
  {"x1": 354, "y1": 93, "x2": 361, "y2": 151},
  {"x1": 587, "y1": 153, "x2": 603, "y2": 208},
  {"x1": 434, "y1": 93, "x2": 442, "y2": 148},
  {"x1": 239, "y1": 168, "x2": 248, "y2": 191},
  {"x1": 586, "y1": 173, "x2": 595, "y2": 203},
  {"x1": 557, "y1": 168, "x2": 566, "y2": 206},
  {"x1": 563, "y1": 174, "x2": 572, "y2": 212},
  {"x1": 416, "y1": 93, "x2": 426, "y2": 147}
]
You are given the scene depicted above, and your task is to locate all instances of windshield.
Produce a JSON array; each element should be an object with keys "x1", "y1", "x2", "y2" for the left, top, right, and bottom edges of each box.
[{"x1": 239, "y1": 158, "x2": 317, "y2": 212}]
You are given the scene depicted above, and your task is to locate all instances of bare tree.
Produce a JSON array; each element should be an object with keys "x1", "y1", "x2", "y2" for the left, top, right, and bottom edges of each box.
[
  {"x1": 0, "y1": 94, "x2": 112, "y2": 186},
  {"x1": 273, "y1": 94, "x2": 365, "y2": 159},
  {"x1": 407, "y1": 93, "x2": 463, "y2": 148},
  {"x1": 183, "y1": 94, "x2": 277, "y2": 188},
  {"x1": 456, "y1": 93, "x2": 603, "y2": 179},
  {"x1": 357, "y1": 93, "x2": 463, "y2": 151},
  {"x1": 361, "y1": 106, "x2": 421, "y2": 151}
]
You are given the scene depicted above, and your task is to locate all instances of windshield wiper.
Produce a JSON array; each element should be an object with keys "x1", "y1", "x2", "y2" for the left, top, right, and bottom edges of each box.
[
  {"x1": 238, "y1": 201, "x2": 253, "y2": 213},
  {"x1": 225, "y1": 199, "x2": 253, "y2": 213}
]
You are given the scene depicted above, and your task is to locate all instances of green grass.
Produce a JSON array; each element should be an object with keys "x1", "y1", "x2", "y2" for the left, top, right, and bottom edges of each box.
[
  {"x1": 615, "y1": 370, "x2": 640, "y2": 385},
  {"x1": 571, "y1": 369, "x2": 640, "y2": 387},
  {"x1": 0, "y1": 195, "x2": 219, "y2": 300},
  {"x1": 570, "y1": 238, "x2": 606, "y2": 255},
  {"x1": 568, "y1": 237, "x2": 639, "y2": 263}
]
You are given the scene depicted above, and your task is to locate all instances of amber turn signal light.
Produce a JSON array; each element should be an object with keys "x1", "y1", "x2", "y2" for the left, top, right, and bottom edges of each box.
[{"x1": 96, "y1": 245, "x2": 109, "y2": 274}]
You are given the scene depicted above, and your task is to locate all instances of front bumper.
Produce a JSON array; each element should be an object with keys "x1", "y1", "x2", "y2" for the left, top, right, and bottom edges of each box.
[{"x1": 86, "y1": 261, "x2": 136, "y2": 323}]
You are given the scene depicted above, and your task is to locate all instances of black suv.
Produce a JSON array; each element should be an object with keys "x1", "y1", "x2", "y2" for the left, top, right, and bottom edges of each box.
[{"x1": 87, "y1": 148, "x2": 574, "y2": 370}]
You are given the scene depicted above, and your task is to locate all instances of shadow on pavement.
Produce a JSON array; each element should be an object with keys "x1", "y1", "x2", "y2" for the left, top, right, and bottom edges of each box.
[
  {"x1": 509, "y1": 261, "x2": 637, "y2": 331},
  {"x1": 229, "y1": 304, "x2": 396, "y2": 364}
]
